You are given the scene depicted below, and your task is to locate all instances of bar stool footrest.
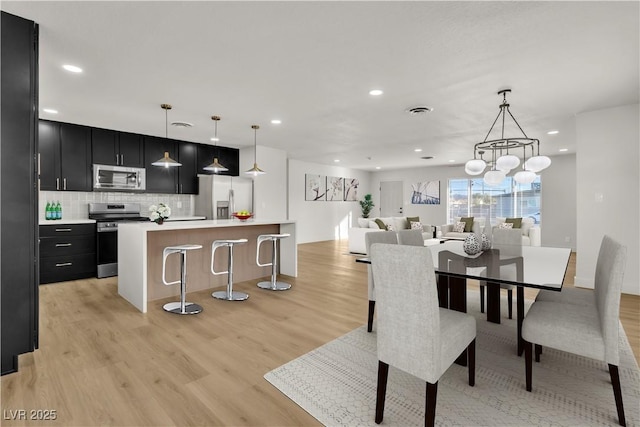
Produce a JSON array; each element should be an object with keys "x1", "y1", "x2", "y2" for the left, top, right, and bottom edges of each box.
[
  {"x1": 257, "y1": 281, "x2": 291, "y2": 291},
  {"x1": 212, "y1": 290, "x2": 249, "y2": 301},
  {"x1": 163, "y1": 302, "x2": 203, "y2": 315}
]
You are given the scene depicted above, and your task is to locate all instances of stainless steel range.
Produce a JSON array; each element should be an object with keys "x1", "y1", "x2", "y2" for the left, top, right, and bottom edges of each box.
[{"x1": 88, "y1": 203, "x2": 149, "y2": 278}]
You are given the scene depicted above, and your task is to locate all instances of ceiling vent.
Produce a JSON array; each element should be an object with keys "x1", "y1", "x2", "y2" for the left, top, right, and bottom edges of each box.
[
  {"x1": 421, "y1": 156, "x2": 434, "y2": 160},
  {"x1": 171, "y1": 121, "x2": 194, "y2": 128},
  {"x1": 406, "y1": 106, "x2": 434, "y2": 116}
]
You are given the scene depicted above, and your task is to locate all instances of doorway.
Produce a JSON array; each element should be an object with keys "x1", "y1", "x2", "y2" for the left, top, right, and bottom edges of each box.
[{"x1": 380, "y1": 181, "x2": 404, "y2": 217}]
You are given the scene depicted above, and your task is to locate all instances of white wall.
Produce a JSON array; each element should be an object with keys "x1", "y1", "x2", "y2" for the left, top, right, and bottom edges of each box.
[
  {"x1": 240, "y1": 145, "x2": 287, "y2": 220},
  {"x1": 288, "y1": 159, "x2": 371, "y2": 243},
  {"x1": 370, "y1": 158, "x2": 576, "y2": 249},
  {"x1": 540, "y1": 153, "x2": 577, "y2": 249},
  {"x1": 576, "y1": 103, "x2": 639, "y2": 295}
]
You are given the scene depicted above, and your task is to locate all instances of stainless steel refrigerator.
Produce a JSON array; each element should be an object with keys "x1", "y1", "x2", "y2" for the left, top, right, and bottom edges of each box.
[{"x1": 194, "y1": 175, "x2": 254, "y2": 219}]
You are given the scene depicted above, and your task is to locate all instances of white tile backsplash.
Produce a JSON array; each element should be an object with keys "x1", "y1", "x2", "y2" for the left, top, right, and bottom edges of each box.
[{"x1": 39, "y1": 191, "x2": 193, "y2": 221}]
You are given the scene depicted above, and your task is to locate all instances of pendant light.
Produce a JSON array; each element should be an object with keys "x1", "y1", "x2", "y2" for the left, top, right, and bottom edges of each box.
[
  {"x1": 203, "y1": 115, "x2": 228, "y2": 173},
  {"x1": 244, "y1": 124, "x2": 266, "y2": 176},
  {"x1": 151, "y1": 103, "x2": 182, "y2": 168}
]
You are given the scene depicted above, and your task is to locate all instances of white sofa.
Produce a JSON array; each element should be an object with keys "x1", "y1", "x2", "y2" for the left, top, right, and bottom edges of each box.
[
  {"x1": 440, "y1": 217, "x2": 540, "y2": 246},
  {"x1": 348, "y1": 216, "x2": 433, "y2": 254}
]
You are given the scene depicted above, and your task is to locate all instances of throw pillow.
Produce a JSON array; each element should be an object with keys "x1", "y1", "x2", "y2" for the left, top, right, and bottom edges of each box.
[
  {"x1": 505, "y1": 217, "x2": 522, "y2": 229},
  {"x1": 453, "y1": 222, "x2": 466, "y2": 233},
  {"x1": 498, "y1": 222, "x2": 514, "y2": 229},
  {"x1": 406, "y1": 216, "x2": 420, "y2": 228},
  {"x1": 460, "y1": 216, "x2": 474, "y2": 232},
  {"x1": 374, "y1": 218, "x2": 386, "y2": 229},
  {"x1": 410, "y1": 221, "x2": 423, "y2": 230},
  {"x1": 357, "y1": 218, "x2": 369, "y2": 228},
  {"x1": 386, "y1": 224, "x2": 395, "y2": 231}
]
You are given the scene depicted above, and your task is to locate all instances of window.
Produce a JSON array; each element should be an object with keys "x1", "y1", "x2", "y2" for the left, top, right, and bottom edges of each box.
[{"x1": 448, "y1": 177, "x2": 541, "y2": 226}]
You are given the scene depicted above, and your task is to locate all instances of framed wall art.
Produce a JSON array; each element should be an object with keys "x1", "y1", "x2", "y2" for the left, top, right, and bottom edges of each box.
[
  {"x1": 411, "y1": 181, "x2": 440, "y2": 204},
  {"x1": 305, "y1": 174, "x2": 326, "y2": 201}
]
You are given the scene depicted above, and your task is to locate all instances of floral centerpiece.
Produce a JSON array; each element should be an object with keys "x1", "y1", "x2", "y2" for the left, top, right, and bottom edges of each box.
[{"x1": 149, "y1": 203, "x2": 171, "y2": 225}]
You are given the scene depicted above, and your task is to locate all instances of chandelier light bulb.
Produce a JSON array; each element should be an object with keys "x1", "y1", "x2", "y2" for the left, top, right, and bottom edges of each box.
[
  {"x1": 524, "y1": 155, "x2": 551, "y2": 173},
  {"x1": 514, "y1": 170, "x2": 537, "y2": 184},
  {"x1": 495, "y1": 154, "x2": 520, "y2": 172},
  {"x1": 465, "y1": 159, "x2": 487, "y2": 175},
  {"x1": 484, "y1": 170, "x2": 506, "y2": 186}
]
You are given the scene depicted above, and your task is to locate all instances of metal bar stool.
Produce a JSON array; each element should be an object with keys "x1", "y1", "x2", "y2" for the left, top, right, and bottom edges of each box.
[
  {"x1": 161, "y1": 244, "x2": 203, "y2": 314},
  {"x1": 256, "y1": 233, "x2": 291, "y2": 291},
  {"x1": 211, "y1": 238, "x2": 249, "y2": 301}
]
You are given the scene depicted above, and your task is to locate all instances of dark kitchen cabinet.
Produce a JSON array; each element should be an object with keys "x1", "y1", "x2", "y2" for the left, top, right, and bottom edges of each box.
[
  {"x1": 38, "y1": 120, "x2": 92, "y2": 191},
  {"x1": 178, "y1": 141, "x2": 198, "y2": 194},
  {"x1": 197, "y1": 144, "x2": 240, "y2": 176},
  {"x1": 39, "y1": 223, "x2": 96, "y2": 284},
  {"x1": 92, "y1": 128, "x2": 143, "y2": 167},
  {"x1": 1, "y1": 11, "x2": 39, "y2": 375},
  {"x1": 144, "y1": 136, "x2": 178, "y2": 194}
]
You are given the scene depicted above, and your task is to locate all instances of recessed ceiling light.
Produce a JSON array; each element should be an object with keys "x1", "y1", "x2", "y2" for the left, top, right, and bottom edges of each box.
[
  {"x1": 369, "y1": 89, "x2": 383, "y2": 96},
  {"x1": 210, "y1": 137, "x2": 220, "y2": 142},
  {"x1": 62, "y1": 64, "x2": 83, "y2": 73},
  {"x1": 559, "y1": 148, "x2": 568, "y2": 152},
  {"x1": 334, "y1": 159, "x2": 340, "y2": 163},
  {"x1": 375, "y1": 166, "x2": 381, "y2": 170},
  {"x1": 271, "y1": 119, "x2": 282, "y2": 125},
  {"x1": 547, "y1": 130, "x2": 559, "y2": 135},
  {"x1": 449, "y1": 159, "x2": 455, "y2": 163},
  {"x1": 43, "y1": 108, "x2": 58, "y2": 114},
  {"x1": 414, "y1": 148, "x2": 423, "y2": 152}
]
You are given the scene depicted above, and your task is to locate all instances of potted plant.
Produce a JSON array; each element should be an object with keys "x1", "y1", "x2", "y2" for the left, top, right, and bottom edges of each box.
[{"x1": 359, "y1": 194, "x2": 374, "y2": 218}]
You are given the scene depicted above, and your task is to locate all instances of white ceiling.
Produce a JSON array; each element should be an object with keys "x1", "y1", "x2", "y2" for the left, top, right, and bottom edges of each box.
[{"x1": 3, "y1": 1, "x2": 639, "y2": 171}]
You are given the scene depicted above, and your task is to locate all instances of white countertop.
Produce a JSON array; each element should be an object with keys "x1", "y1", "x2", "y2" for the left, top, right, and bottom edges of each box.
[
  {"x1": 39, "y1": 219, "x2": 96, "y2": 225},
  {"x1": 120, "y1": 218, "x2": 295, "y2": 232}
]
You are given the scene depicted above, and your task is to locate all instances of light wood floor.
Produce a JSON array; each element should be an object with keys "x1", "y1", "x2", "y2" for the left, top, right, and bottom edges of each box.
[{"x1": 1, "y1": 240, "x2": 638, "y2": 426}]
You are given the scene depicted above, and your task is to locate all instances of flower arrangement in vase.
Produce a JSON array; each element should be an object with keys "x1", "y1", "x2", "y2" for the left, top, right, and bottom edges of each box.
[{"x1": 149, "y1": 203, "x2": 171, "y2": 225}]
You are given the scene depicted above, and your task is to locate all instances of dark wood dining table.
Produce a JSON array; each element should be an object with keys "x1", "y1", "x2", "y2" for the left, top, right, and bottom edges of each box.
[{"x1": 357, "y1": 240, "x2": 571, "y2": 358}]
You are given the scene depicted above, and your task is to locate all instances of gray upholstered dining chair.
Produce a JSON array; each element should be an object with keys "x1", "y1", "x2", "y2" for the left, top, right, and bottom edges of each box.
[
  {"x1": 522, "y1": 235, "x2": 627, "y2": 426},
  {"x1": 479, "y1": 227, "x2": 522, "y2": 319},
  {"x1": 365, "y1": 231, "x2": 398, "y2": 332},
  {"x1": 371, "y1": 243, "x2": 476, "y2": 427},
  {"x1": 396, "y1": 229, "x2": 425, "y2": 246}
]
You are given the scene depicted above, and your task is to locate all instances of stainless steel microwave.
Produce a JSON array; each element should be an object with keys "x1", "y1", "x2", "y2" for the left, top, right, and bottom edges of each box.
[{"x1": 93, "y1": 164, "x2": 146, "y2": 192}]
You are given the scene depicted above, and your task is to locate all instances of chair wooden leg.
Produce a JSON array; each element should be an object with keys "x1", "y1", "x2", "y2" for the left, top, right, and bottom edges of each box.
[
  {"x1": 479, "y1": 285, "x2": 485, "y2": 313},
  {"x1": 609, "y1": 364, "x2": 626, "y2": 426},
  {"x1": 368, "y1": 300, "x2": 375, "y2": 332},
  {"x1": 375, "y1": 361, "x2": 389, "y2": 424},
  {"x1": 468, "y1": 339, "x2": 476, "y2": 387},
  {"x1": 507, "y1": 289, "x2": 513, "y2": 319},
  {"x1": 525, "y1": 340, "x2": 533, "y2": 392},
  {"x1": 535, "y1": 344, "x2": 542, "y2": 362},
  {"x1": 425, "y1": 381, "x2": 438, "y2": 427}
]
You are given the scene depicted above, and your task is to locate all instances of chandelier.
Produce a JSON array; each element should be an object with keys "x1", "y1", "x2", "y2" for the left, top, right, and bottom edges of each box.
[{"x1": 465, "y1": 89, "x2": 550, "y2": 185}]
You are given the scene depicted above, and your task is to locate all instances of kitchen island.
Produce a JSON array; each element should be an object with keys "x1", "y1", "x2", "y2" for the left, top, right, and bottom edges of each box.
[{"x1": 117, "y1": 218, "x2": 296, "y2": 312}]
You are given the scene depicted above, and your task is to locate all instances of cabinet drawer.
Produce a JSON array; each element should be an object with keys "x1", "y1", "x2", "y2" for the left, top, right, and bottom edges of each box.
[
  {"x1": 40, "y1": 235, "x2": 95, "y2": 257},
  {"x1": 39, "y1": 253, "x2": 96, "y2": 284},
  {"x1": 40, "y1": 223, "x2": 95, "y2": 237}
]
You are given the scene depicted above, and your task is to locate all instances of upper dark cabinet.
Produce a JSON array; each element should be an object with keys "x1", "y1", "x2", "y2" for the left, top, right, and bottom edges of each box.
[
  {"x1": 92, "y1": 128, "x2": 143, "y2": 167},
  {"x1": 144, "y1": 136, "x2": 177, "y2": 194},
  {"x1": 38, "y1": 120, "x2": 91, "y2": 191},
  {"x1": 197, "y1": 144, "x2": 240, "y2": 176},
  {"x1": 178, "y1": 141, "x2": 198, "y2": 194}
]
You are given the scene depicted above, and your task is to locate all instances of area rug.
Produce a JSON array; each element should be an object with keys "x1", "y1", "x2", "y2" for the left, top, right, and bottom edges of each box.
[{"x1": 265, "y1": 297, "x2": 639, "y2": 426}]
